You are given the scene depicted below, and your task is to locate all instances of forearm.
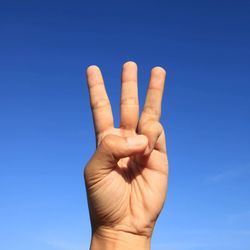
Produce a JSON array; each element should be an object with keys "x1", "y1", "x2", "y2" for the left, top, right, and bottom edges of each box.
[{"x1": 90, "y1": 228, "x2": 151, "y2": 250}]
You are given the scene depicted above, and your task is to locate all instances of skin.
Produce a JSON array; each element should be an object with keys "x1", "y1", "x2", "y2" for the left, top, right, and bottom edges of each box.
[{"x1": 84, "y1": 61, "x2": 168, "y2": 250}]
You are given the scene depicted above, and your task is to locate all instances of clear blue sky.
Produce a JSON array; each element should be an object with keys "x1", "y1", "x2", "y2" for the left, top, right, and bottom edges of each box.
[{"x1": 0, "y1": 1, "x2": 249, "y2": 249}]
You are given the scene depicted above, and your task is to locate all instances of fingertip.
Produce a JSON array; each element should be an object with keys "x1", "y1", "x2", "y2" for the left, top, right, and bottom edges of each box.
[
  {"x1": 151, "y1": 66, "x2": 167, "y2": 76},
  {"x1": 123, "y1": 61, "x2": 138, "y2": 69},
  {"x1": 86, "y1": 65, "x2": 101, "y2": 75}
]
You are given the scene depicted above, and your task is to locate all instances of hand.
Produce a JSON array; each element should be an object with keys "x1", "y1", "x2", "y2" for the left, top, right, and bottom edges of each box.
[{"x1": 84, "y1": 61, "x2": 168, "y2": 250}]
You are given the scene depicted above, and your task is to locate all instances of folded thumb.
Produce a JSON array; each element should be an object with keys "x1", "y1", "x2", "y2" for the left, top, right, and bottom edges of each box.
[
  {"x1": 100, "y1": 133, "x2": 148, "y2": 159},
  {"x1": 84, "y1": 134, "x2": 148, "y2": 184}
]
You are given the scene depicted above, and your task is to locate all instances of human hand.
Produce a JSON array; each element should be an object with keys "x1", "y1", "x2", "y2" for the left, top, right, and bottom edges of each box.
[{"x1": 84, "y1": 61, "x2": 168, "y2": 250}]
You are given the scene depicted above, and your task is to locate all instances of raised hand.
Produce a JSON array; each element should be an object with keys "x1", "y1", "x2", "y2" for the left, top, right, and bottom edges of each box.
[{"x1": 84, "y1": 61, "x2": 168, "y2": 250}]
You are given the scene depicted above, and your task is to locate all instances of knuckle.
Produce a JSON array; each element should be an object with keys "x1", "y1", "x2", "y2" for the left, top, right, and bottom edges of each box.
[
  {"x1": 122, "y1": 79, "x2": 137, "y2": 85},
  {"x1": 100, "y1": 134, "x2": 114, "y2": 150},
  {"x1": 91, "y1": 98, "x2": 110, "y2": 110},
  {"x1": 121, "y1": 96, "x2": 138, "y2": 106},
  {"x1": 139, "y1": 120, "x2": 163, "y2": 135},
  {"x1": 143, "y1": 105, "x2": 161, "y2": 117},
  {"x1": 88, "y1": 81, "x2": 104, "y2": 89}
]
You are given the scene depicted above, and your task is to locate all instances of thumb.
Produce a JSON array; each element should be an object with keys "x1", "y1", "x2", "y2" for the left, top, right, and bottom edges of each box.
[
  {"x1": 97, "y1": 134, "x2": 148, "y2": 164},
  {"x1": 85, "y1": 134, "x2": 148, "y2": 179}
]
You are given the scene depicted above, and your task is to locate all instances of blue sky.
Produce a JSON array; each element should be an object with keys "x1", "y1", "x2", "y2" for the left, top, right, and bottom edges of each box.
[{"x1": 0, "y1": 0, "x2": 250, "y2": 249}]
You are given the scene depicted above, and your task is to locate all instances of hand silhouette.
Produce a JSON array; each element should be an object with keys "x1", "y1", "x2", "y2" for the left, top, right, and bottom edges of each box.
[{"x1": 84, "y1": 61, "x2": 168, "y2": 250}]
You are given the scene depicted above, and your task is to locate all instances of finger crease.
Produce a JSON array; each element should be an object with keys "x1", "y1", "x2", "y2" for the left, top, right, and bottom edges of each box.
[
  {"x1": 148, "y1": 86, "x2": 163, "y2": 91},
  {"x1": 91, "y1": 99, "x2": 110, "y2": 110},
  {"x1": 121, "y1": 97, "x2": 139, "y2": 105},
  {"x1": 122, "y1": 80, "x2": 137, "y2": 85},
  {"x1": 143, "y1": 106, "x2": 161, "y2": 116},
  {"x1": 88, "y1": 81, "x2": 105, "y2": 89}
]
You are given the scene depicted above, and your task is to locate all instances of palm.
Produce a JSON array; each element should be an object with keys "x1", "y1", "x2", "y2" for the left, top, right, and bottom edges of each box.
[{"x1": 84, "y1": 62, "x2": 168, "y2": 237}]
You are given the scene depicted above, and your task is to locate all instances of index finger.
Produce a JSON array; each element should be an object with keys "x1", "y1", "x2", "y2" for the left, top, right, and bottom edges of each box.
[{"x1": 86, "y1": 65, "x2": 114, "y2": 136}]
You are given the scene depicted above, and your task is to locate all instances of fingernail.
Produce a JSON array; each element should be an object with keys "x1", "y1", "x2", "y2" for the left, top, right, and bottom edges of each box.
[{"x1": 127, "y1": 135, "x2": 148, "y2": 146}]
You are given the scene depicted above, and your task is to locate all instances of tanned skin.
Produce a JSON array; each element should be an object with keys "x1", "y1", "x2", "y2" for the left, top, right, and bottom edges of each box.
[{"x1": 84, "y1": 61, "x2": 168, "y2": 250}]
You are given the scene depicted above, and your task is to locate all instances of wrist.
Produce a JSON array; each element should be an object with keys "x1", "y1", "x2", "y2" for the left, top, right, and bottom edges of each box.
[{"x1": 90, "y1": 227, "x2": 151, "y2": 250}]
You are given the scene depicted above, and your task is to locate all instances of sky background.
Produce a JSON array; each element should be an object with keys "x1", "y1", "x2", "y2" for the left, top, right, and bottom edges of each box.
[{"x1": 0, "y1": 0, "x2": 250, "y2": 249}]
